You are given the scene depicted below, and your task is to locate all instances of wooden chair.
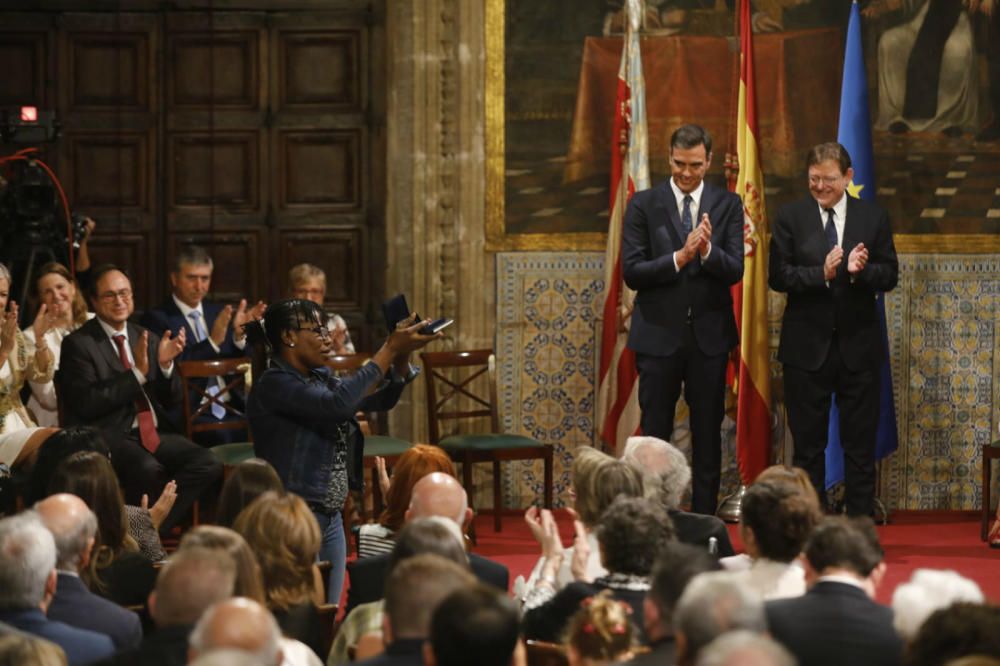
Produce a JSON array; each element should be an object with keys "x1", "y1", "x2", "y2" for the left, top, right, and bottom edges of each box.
[
  {"x1": 525, "y1": 640, "x2": 568, "y2": 666},
  {"x1": 420, "y1": 349, "x2": 553, "y2": 531},
  {"x1": 317, "y1": 603, "x2": 339, "y2": 658},
  {"x1": 982, "y1": 440, "x2": 1000, "y2": 541}
]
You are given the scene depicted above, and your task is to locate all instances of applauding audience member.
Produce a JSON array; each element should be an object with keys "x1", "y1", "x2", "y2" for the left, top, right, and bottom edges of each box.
[
  {"x1": 565, "y1": 591, "x2": 637, "y2": 666},
  {"x1": 287, "y1": 264, "x2": 355, "y2": 355},
  {"x1": 215, "y1": 458, "x2": 283, "y2": 529},
  {"x1": 0, "y1": 262, "x2": 57, "y2": 468},
  {"x1": 765, "y1": 517, "x2": 902, "y2": 666},
  {"x1": 56, "y1": 265, "x2": 222, "y2": 532},
  {"x1": 674, "y1": 573, "x2": 767, "y2": 666},
  {"x1": 425, "y1": 584, "x2": 523, "y2": 666},
  {"x1": 34, "y1": 494, "x2": 142, "y2": 651},
  {"x1": 0, "y1": 513, "x2": 114, "y2": 666}
]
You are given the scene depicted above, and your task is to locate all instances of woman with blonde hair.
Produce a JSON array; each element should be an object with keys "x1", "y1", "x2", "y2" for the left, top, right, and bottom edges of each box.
[
  {"x1": 565, "y1": 591, "x2": 637, "y2": 666},
  {"x1": 287, "y1": 263, "x2": 355, "y2": 355}
]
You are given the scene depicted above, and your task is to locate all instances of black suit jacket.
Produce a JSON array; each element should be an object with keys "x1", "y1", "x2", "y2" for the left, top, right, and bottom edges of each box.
[
  {"x1": 48, "y1": 573, "x2": 143, "y2": 651},
  {"x1": 622, "y1": 180, "x2": 744, "y2": 357},
  {"x1": 769, "y1": 196, "x2": 898, "y2": 372},
  {"x1": 345, "y1": 551, "x2": 509, "y2": 614},
  {"x1": 56, "y1": 318, "x2": 183, "y2": 441},
  {"x1": 668, "y1": 509, "x2": 735, "y2": 557},
  {"x1": 765, "y1": 581, "x2": 902, "y2": 666}
]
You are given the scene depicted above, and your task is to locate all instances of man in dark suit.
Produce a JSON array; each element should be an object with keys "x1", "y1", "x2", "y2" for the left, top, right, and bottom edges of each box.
[
  {"x1": 622, "y1": 124, "x2": 744, "y2": 515},
  {"x1": 140, "y1": 246, "x2": 264, "y2": 445},
  {"x1": 769, "y1": 142, "x2": 898, "y2": 517},
  {"x1": 0, "y1": 513, "x2": 115, "y2": 666},
  {"x1": 766, "y1": 516, "x2": 902, "y2": 666},
  {"x1": 56, "y1": 265, "x2": 223, "y2": 532},
  {"x1": 36, "y1": 494, "x2": 142, "y2": 651}
]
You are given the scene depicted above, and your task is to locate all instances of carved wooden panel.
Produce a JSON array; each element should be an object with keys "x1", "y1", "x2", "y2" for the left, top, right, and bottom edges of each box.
[
  {"x1": 276, "y1": 227, "x2": 363, "y2": 310},
  {"x1": 167, "y1": 31, "x2": 261, "y2": 109},
  {"x1": 0, "y1": 32, "x2": 48, "y2": 106},
  {"x1": 167, "y1": 131, "x2": 261, "y2": 209},
  {"x1": 278, "y1": 129, "x2": 361, "y2": 209},
  {"x1": 65, "y1": 31, "x2": 152, "y2": 111},
  {"x1": 277, "y1": 29, "x2": 361, "y2": 110},
  {"x1": 167, "y1": 229, "x2": 266, "y2": 303},
  {"x1": 84, "y1": 233, "x2": 153, "y2": 306},
  {"x1": 63, "y1": 131, "x2": 153, "y2": 214}
]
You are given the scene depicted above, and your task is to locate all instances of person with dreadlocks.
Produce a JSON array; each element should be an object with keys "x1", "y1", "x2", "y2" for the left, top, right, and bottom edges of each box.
[{"x1": 244, "y1": 299, "x2": 439, "y2": 604}]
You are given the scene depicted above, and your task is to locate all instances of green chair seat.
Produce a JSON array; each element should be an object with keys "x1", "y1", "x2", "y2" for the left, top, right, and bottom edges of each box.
[
  {"x1": 210, "y1": 442, "x2": 255, "y2": 466},
  {"x1": 439, "y1": 433, "x2": 542, "y2": 451},
  {"x1": 364, "y1": 436, "x2": 412, "y2": 458}
]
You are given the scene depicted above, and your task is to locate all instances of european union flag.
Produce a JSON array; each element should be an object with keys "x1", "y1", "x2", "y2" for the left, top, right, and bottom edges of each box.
[{"x1": 826, "y1": 0, "x2": 899, "y2": 490}]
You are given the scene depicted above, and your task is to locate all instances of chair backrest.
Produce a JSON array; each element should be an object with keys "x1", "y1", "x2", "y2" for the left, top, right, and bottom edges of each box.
[
  {"x1": 178, "y1": 358, "x2": 252, "y2": 440},
  {"x1": 525, "y1": 640, "x2": 568, "y2": 666},
  {"x1": 324, "y1": 354, "x2": 382, "y2": 435},
  {"x1": 316, "y1": 603, "x2": 338, "y2": 658},
  {"x1": 419, "y1": 349, "x2": 499, "y2": 444}
]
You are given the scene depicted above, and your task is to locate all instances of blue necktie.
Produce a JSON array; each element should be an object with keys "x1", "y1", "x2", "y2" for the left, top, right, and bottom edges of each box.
[
  {"x1": 189, "y1": 311, "x2": 225, "y2": 419},
  {"x1": 189, "y1": 310, "x2": 207, "y2": 342},
  {"x1": 682, "y1": 194, "x2": 693, "y2": 236},
  {"x1": 824, "y1": 208, "x2": 838, "y2": 249}
]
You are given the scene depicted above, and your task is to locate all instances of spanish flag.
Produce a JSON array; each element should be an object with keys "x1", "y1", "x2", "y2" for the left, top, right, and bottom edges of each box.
[{"x1": 731, "y1": 0, "x2": 771, "y2": 484}]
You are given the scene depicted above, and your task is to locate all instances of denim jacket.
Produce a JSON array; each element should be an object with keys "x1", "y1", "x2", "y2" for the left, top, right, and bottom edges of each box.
[{"x1": 247, "y1": 357, "x2": 412, "y2": 507}]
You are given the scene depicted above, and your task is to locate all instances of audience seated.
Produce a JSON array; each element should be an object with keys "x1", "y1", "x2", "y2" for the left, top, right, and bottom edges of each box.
[
  {"x1": 904, "y1": 602, "x2": 1000, "y2": 666},
  {"x1": 345, "y1": 472, "x2": 508, "y2": 613},
  {"x1": 56, "y1": 264, "x2": 223, "y2": 531},
  {"x1": 215, "y1": 458, "x2": 283, "y2": 529},
  {"x1": 521, "y1": 446, "x2": 644, "y2": 595},
  {"x1": 765, "y1": 516, "x2": 902, "y2": 666},
  {"x1": 97, "y1": 546, "x2": 236, "y2": 666},
  {"x1": 233, "y1": 492, "x2": 325, "y2": 658},
  {"x1": 0, "y1": 632, "x2": 68, "y2": 666},
  {"x1": 673, "y1": 572, "x2": 767, "y2": 666},
  {"x1": 30, "y1": 426, "x2": 171, "y2": 562},
  {"x1": 47, "y1": 451, "x2": 158, "y2": 606},
  {"x1": 623, "y1": 436, "x2": 734, "y2": 556},
  {"x1": 565, "y1": 590, "x2": 637, "y2": 665},
  {"x1": 187, "y1": 597, "x2": 284, "y2": 666},
  {"x1": 34, "y1": 494, "x2": 142, "y2": 650},
  {"x1": 425, "y1": 584, "x2": 523, "y2": 666},
  {"x1": 0, "y1": 261, "x2": 58, "y2": 469},
  {"x1": 0, "y1": 512, "x2": 114, "y2": 665},
  {"x1": 695, "y1": 630, "x2": 795, "y2": 666},
  {"x1": 891, "y1": 569, "x2": 984, "y2": 643},
  {"x1": 354, "y1": 554, "x2": 476, "y2": 665},
  {"x1": 359, "y1": 444, "x2": 455, "y2": 559},
  {"x1": 22, "y1": 262, "x2": 94, "y2": 428},
  {"x1": 287, "y1": 264, "x2": 355, "y2": 355},
  {"x1": 522, "y1": 496, "x2": 674, "y2": 644},
  {"x1": 629, "y1": 542, "x2": 722, "y2": 666},
  {"x1": 140, "y1": 246, "x2": 263, "y2": 446},
  {"x1": 330, "y1": 517, "x2": 469, "y2": 666},
  {"x1": 727, "y1": 480, "x2": 819, "y2": 600}
]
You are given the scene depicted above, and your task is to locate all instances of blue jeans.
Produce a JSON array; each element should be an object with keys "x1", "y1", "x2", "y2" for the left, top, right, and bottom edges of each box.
[{"x1": 312, "y1": 509, "x2": 346, "y2": 604}]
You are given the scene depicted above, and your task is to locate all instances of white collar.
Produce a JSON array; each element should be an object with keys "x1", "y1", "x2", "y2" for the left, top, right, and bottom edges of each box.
[
  {"x1": 669, "y1": 178, "x2": 705, "y2": 211},
  {"x1": 172, "y1": 294, "x2": 204, "y2": 319},
  {"x1": 97, "y1": 316, "x2": 128, "y2": 340},
  {"x1": 816, "y1": 191, "x2": 848, "y2": 222},
  {"x1": 816, "y1": 573, "x2": 866, "y2": 590}
]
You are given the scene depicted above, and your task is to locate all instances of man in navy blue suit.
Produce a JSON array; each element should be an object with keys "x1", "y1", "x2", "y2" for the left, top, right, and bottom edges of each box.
[
  {"x1": 36, "y1": 494, "x2": 142, "y2": 651},
  {"x1": 621, "y1": 124, "x2": 744, "y2": 515},
  {"x1": 0, "y1": 513, "x2": 114, "y2": 666},
  {"x1": 141, "y1": 246, "x2": 264, "y2": 445}
]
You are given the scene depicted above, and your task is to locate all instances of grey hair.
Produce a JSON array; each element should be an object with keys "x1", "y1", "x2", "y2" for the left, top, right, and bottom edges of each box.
[
  {"x1": 424, "y1": 515, "x2": 466, "y2": 550},
  {"x1": 0, "y1": 263, "x2": 10, "y2": 285},
  {"x1": 189, "y1": 649, "x2": 269, "y2": 666},
  {"x1": 173, "y1": 245, "x2": 214, "y2": 273},
  {"x1": 696, "y1": 630, "x2": 796, "y2": 666},
  {"x1": 892, "y1": 569, "x2": 984, "y2": 641},
  {"x1": 0, "y1": 512, "x2": 57, "y2": 611},
  {"x1": 675, "y1": 572, "x2": 767, "y2": 662},
  {"x1": 188, "y1": 598, "x2": 282, "y2": 666},
  {"x1": 623, "y1": 436, "x2": 691, "y2": 511}
]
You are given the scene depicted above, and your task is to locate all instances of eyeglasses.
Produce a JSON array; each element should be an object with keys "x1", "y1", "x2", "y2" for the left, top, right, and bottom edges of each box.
[
  {"x1": 808, "y1": 175, "x2": 842, "y2": 187},
  {"x1": 98, "y1": 288, "x2": 132, "y2": 303},
  {"x1": 297, "y1": 325, "x2": 331, "y2": 340}
]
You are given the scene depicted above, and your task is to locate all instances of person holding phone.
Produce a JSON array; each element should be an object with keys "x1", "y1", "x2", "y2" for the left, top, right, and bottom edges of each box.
[{"x1": 244, "y1": 299, "x2": 440, "y2": 604}]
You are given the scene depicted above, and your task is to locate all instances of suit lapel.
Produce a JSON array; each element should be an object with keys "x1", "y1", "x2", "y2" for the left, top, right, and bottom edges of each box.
[
  {"x1": 658, "y1": 182, "x2": 686, "y2": 248},
  {"x1": 801, "y1": 199, "x2": 831, "y2": 261},
  {"x1": 88, "y1": 318, "x2": 127, "y2": 373},
  {"x1": 842, "y1": 196, "x2": 861, "y2": 251},
  {"x1": 165, "y1": 299, "x2": 197, "y2": 342}
]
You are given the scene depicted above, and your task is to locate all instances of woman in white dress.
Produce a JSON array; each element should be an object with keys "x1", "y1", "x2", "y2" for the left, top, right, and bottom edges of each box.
[
  {"x1": 21, "y1": 262, "x2": 94, "y2": 428},
  {"x1": 0, "y1": 262, "x2": 57, "y2": 467}
]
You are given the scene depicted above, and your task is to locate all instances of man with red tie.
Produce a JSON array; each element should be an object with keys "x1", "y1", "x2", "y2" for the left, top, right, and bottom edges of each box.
[{"x1": 56, "y1": 265, "x2": 222, "y2": 532}]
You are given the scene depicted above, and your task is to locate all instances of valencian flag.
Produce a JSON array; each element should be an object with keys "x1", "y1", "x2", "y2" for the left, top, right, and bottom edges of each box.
[
  {"x1": 825, "y1": 0, "x2": 899, "y2": 489},
  {"x1": 730, "y1": 0, "x2": 772, "y2": 485},
  {"x1": 597, "y1": 0, "x2": 650, "y2": 455}
]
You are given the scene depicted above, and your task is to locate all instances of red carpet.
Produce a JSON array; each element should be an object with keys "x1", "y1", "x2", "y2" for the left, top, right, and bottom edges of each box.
[{"x1": 470, "y1": 510, "x2": 1000, "y2": 605}]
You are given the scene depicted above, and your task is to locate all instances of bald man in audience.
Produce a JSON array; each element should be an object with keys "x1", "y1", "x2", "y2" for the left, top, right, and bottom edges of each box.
[
  {"x1": 97, "y1": 546, "x2": 236, "y2": 666},
  {"x1": 345, "y1": 472, "x2": 509, "y2": 612},
  {"x1": 35, "y1": 494, "x2": 142, "y2": 650},
  {"x1": 187, "y1": 598, "x2": 283, "y2": 665}
]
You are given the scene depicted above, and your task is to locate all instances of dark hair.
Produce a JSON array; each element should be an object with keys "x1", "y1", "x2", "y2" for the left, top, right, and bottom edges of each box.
[
  {"x1": 88, "y1": 264, "x2": 131, "y2": 298},
  {"x1": 905, "y1": 603, "x2": 1000, "y2": 666},
  {"x1": 648, "y1": 542, "x2": 722, "y2": 623},
  {"x1": 804, "y1": 516, "x2": 882, "y2": 577},
  {"x1": 172, "y1": 245, "x2": 213, "y2": 273},
  {"x1": 596, "y1": 496, "x2": 675, "y2": 576},
  {"x1": 805, "y1": 142, "x2": 852, "y2": 174},
  {"x1": 27, "y1": 426, "x2": 110, "y2": 505},
  {"x1": 741, "y1": 480, "x2": 819, "y2": 562},
  {"x1": 429, "y1": 584, "x2": 520, "y2": 666},
  {"x1": 670, "y1": 124, "x2": 712, "y2": 156},
  {"x1": 215, "y1": 458, "x2": 284, "y2": 528},
  {"x1": 388, "y1": 518, "x2": 469, "y2": 573},
  {"x1": 243, "y1": 298, "x2": 323, "y2": 356}
]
